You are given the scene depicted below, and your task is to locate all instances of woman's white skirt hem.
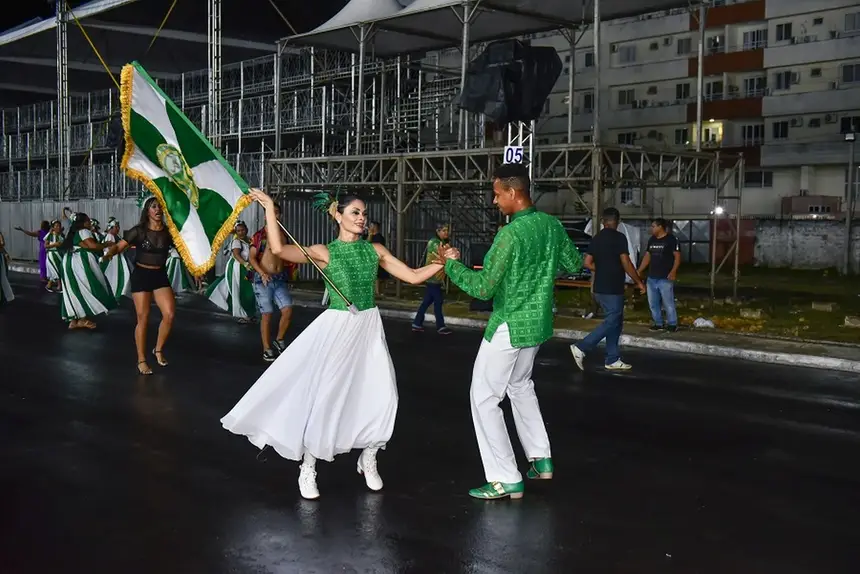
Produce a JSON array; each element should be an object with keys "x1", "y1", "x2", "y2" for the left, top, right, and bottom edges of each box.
[{"x1": 221, "y1": 307, "x2": 398, "y2": 463}]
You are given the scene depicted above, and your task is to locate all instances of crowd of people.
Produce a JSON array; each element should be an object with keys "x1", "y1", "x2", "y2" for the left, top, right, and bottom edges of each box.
[{"x1": 1, "y1": 163, "x2": 684, "y2": 502}]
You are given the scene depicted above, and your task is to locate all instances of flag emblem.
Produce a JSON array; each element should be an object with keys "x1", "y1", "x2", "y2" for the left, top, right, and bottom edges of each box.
[{"x1": 120, "y1": 61, "x2": 252, "y2": 276}]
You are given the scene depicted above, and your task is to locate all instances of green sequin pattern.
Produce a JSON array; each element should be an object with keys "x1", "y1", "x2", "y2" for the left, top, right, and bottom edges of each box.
[
  {"x1": 445, "y1": 207, "x2": 583, "y2": 348},
  {"x1": 324, "y1": 239, "x2": 379, "y2": 311}
]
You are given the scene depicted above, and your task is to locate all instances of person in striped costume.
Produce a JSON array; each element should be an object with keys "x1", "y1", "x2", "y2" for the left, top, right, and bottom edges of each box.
[
  {"x1": 58, "y1": 213, "x2": 117, "y2": 330},
  {"x1": 166, "y1": 246, "x2": 196, "y2": 294},
  {"x1": 0, "y1": 231, "x2": 13, "y2": 306},
  {"x1": 90, "y1": 219, "x2": 105, "y2": 243},
  {"x1": 206, "y1": 220, "x2": 256, "y2": 323},
  {"x1": 44, "y1": 220, "x2": 65, "y2": 293},
  {"x1": 100, "y1": 218, "x2": 131, "y2": 302}
]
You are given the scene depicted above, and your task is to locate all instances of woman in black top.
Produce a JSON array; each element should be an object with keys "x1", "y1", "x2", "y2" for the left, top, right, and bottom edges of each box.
[{"x1": 103, "y1": 196, "x2": 176, "y2": 375}]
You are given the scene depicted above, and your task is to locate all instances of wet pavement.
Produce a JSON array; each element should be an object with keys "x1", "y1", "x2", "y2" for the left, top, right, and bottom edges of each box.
[{"x1": 3, "y1": 276, "x2": 860, "y2": 573}]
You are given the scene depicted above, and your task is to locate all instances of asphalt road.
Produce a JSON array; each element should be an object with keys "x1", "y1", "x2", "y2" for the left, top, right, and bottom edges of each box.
[{"x1": 2, "y1": 274, "x2": 860, "y2": 574}]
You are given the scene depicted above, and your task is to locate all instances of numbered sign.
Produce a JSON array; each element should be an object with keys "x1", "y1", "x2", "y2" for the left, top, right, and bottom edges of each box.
[{"x1": 503, "y1": 146, "x2": 524, "y2": 164}]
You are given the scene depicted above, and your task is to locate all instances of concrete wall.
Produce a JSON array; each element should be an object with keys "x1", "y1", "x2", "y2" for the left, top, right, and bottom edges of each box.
[{"x1": 754, "y1": 219, "x2": 860, "y2": 270}]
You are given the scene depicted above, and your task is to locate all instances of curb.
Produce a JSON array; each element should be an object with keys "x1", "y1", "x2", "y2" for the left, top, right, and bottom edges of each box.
[{"x1": 9, "y1": 263, "x2": 860, "y2": 374}]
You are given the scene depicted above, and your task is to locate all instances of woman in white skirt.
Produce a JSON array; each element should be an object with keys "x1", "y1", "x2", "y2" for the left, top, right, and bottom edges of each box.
[
  {"x1": 206, "y1": 220, "x2": 256, "y2": 322},
  {"x1": 100, "y1": 218, "x2": 131, "y2": 302},
  {"x1": 166, "y1": 246, "x2": 196, "y2": 294},
  {"x1": 0, "y1": 231, "x2": 13, "y2": 306},
  {"x1": 222, "y1": 189, "x2": 454, "y2": 500},
  {"x1": 44, "y1": 220, "x2": 64, "y2": 293},
  {"x1": 59, "y1": 213, "x2": 117, "y2": 330}
]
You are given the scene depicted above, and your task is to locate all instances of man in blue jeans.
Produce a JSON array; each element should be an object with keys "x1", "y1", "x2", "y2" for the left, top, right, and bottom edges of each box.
[
  {"x1": 638, "y1": 218, "x2": 681, "y2": 332},
  {"x1": 249, "y1": 203, "x2": 294, "y2": 362},
  {"x1": 570, "y1": 208, "x2": 645, "y2": 371},
  {"x1": 412, "y1": 223, "x2": 452, "y2": 335}
]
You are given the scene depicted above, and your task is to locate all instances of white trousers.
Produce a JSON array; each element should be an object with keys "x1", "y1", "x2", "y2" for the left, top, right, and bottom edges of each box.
[{"x1": 470, "y1": 323, "x2": 551, "y2": 484}]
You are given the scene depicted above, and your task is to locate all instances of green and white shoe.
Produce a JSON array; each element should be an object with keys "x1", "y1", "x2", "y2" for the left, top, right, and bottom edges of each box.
[
  {"x1": 468, "y1": 481, "x2": 525, "y2": 500},
  {"x1": 526, "y1": 457, "x2": 554, "y2": 480}
]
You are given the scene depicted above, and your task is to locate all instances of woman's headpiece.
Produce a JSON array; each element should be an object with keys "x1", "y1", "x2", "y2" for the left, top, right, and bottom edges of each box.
[
  {"x1": 107, "y1": 217, "x2": 119, "y2": 229},
  {"x1": 91, "y1": 219, "x2": 101, "y2": 228},
  {"x1": 312, "y1": 191, "x2": 339, "y2": 220},
  {"x1": 136, "y1": 189, "x2": 157, "y2": 210},
  {"x1": 69, "y1": 212, "x2": 79, "y2": 223},
  {"x1": 50, "y1": 219, "x2": 60, "y2": 227},
  {"x1": 234, "y1": 220, "x2": 246, "y2": 230}
]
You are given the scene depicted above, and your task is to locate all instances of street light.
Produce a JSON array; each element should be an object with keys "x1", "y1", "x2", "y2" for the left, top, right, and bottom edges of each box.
[{"x1": 844, "y1": 132, "x2": 856, "y2": 275}]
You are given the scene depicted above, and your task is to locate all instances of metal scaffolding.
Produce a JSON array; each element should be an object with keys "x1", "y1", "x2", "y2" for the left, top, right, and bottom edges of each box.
[{"x1": 0, "y1": 0, "x2": 742, "y2": 286}]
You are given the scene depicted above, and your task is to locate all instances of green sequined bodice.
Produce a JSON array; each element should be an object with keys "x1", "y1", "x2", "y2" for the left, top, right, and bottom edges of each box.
[{"x1": 324, "y1": 239, "x2": 379, "y2": 311}]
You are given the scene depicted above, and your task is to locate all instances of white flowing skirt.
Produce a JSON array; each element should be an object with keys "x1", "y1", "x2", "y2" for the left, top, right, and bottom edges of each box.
[
  {"x1": 60, "y1": 251, "x2": 117, "y2": 321},
  {"x1": 222, "y1": 307, "x2": 398, "y2": 462},
  {"x1": 0, "y1": 256, "x2": 13, "y2": 304},
  {"x1": 167, "y1": 255, "x2": 195, "y2": 293},
  {"x1": 46, "y1": 250, "x2": 62, "y2": 282},
  {"x1": 101, "y1": 253, "x2": 131, "y2": 301},
  {"x1": 206, "y1": 257, "x2": 256, "y2": 319}
]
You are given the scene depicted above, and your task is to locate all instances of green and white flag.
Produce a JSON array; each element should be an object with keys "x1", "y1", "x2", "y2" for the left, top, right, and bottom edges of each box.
[{"x1": 120, "y1": 61, "x2": 252, "y2": 276}]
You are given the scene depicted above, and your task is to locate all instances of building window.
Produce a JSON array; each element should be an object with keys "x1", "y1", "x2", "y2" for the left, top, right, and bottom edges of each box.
[
  {"x1": 677, "y1": 37, "x2": 692, "y2": 55},
  {"x1": 705, "y1": 81, "x2": 724, "y2": 101},
  {"x1": 676, "y1": 82, "x2": 691, "y2": 100},
  {"x1": 618, "y1": 89, "x2": 635, "y2": 107},
  {"x1": 565, "y1": 55, "x2": 571, "y2": 63},
  {"x1": 619, "y1": 45, "x2": 636, "y2": 63},
  {"x1": 841, "y1": 116, "x2": 860, "y2": 134},
  {"x1": 846, "y1": 12, "x2": 860, "y2": 32},
  {"x1": 584, "y1": 52, "x2": 594, "y2": 68},
  {"x1": 707, "y1": 34, "x2": 724, "y2": 54},
  {"x1": 743, "y1": 76, "x2": 767, "y2": 97},
  {"x1": 741, "y1": 124, "x2": 765, "y2": 146},
  {"x1": 649, "y1": 41, "x2": 659, "y2": 51},
  {"x1": 776, "y1": 23, "x2": 793, "y2": 42},
  {"x1": 740, "y1": 170, "x2": 774, "y2": 188},
  {"x1": 582, "y1": 134, "x2": 592, "y2": 143},
  {"x1": 742, "y1": 29, "x2": 768, "y2": 50},
  {"x1": 809, "y1": 118, "x2": 821, "y2": 128},
  {"x1": 647, "y1": 85, "x2": 658, "y2": 95},
  {"x1": 772, "y1": 121, "x2": 789, "y2": 140},
  {"x1": 811, "y1": 68, "x2": 822, "y2": 78},
  {"x1": 617, "y1": 132, "x2": 636, "y2": 145},
  {"x1": 620, "y1": 185, "x2": 635, "y2": 205},
  {"x1": 583, "y1": 92, "x2": 594, "y2": 112},
  {"x1": 674, "y1": 128, "x2": 689, "y2": 145},
  {"x1": 813, "y1": 17, "x2": 823, "y2": 26},
  {"x1": 774, "y1": 71, "x2": 796, "y2": 90},
  {"x1": 842, "y1": 63, "x2": 860, "y2": 84}
]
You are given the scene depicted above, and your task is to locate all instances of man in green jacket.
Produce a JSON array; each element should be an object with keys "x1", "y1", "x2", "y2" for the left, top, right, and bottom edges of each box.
[
  {"x1": 443, "y1": 163, "x2": 583, "y2": 500},
  {"x1": 412, "y1": 223, "x2": 453, "y2": 335}
]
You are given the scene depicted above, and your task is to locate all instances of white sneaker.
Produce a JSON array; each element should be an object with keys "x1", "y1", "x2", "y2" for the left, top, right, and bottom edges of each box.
[
  {"x1": 357, "y1": 448, "x2": 383, "y2": 491},
  {"x1": 570, "y1": 345, "x2": 585, "y2": 371},
  {"x1": 298, "y1": 463, "x2": 320, "y2": 500},
  {"x1": 605, "y1": 360, "x2": 632, "y2": 371}
]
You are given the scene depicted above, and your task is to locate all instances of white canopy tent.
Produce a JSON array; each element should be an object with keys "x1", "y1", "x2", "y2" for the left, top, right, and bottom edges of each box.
[{"x1": 284, "y1": 0, "x2": 693, "y2": 55}]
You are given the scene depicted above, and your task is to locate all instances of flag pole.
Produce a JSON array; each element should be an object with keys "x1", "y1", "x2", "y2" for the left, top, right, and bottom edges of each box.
[{"x1": 263, "y1": 207, "x2": 358, "y2": 314}]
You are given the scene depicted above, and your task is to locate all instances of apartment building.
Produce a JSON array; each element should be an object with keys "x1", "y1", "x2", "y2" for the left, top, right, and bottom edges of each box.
[{"x1": 498, "y1": 0, "x2": 860, "y2": 217}]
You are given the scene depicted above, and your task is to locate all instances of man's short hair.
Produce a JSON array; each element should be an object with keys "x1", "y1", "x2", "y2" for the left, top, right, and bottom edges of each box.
[
  {"x1": 601, "y1": 207, "x2": 620, "y2": 223},
  {"x1": 652, "y1": 218, "x2": 670, "y2": 231},
  {"x1": 370, "y1": 221, "x2": 381, "y2": 228},
  {"x1": 493, "y1": 163, "x2": 531, "y2": 196},
  {"x1": 436, "y1": 222, "x2": 449, "y2": 231}
]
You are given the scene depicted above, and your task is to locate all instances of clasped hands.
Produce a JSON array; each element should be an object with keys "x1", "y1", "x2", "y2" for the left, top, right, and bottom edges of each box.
[{"x1": 429, "y1": 244, "x2": 460, "y2": 265}]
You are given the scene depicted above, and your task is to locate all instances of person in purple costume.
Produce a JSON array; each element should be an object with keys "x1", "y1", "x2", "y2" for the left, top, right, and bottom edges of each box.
[{"x1": 15, "y1": 221, "x2": 51, "y2": 281}]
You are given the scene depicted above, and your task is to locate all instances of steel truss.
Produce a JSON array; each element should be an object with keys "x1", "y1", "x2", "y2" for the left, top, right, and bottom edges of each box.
[{"x1": 267, "y1": 143, "x2": 743, "y2": 295}]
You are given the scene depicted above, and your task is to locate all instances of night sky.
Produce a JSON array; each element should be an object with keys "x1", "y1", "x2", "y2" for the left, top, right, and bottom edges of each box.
[{"x1": 0, "y1": 1, "x2": 346, "y2": 38}]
